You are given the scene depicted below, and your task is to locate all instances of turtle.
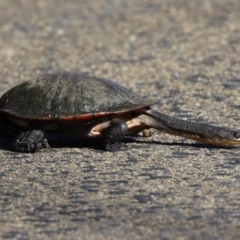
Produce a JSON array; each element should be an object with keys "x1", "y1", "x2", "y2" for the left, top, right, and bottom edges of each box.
[{"x1": 0, "y1": 72, "x2": 240, "y2": 153}]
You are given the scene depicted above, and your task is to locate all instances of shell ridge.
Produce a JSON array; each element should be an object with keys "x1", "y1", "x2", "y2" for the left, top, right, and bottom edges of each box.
[
  {"x1": 50, "y1": 76, "x2": 62, "y2": 117},
  {"x1": 22, "y1": 81, "x2": 33, "y2": 116}
]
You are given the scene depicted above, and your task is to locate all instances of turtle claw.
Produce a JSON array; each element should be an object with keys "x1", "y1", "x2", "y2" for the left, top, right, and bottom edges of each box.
[{"x1": 14, "y1": 130, "x2": 50, "y2": 153}]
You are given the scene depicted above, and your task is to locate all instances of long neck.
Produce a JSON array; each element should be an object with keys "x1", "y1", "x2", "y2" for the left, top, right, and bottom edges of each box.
[{"x1": 145, "y1": 109, "x2": 240, "y2": 146}]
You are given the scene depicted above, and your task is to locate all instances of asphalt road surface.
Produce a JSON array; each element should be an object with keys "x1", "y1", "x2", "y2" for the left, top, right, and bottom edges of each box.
[{"x1": 1, "y1": 0, "x2": 240, "y2": 239}]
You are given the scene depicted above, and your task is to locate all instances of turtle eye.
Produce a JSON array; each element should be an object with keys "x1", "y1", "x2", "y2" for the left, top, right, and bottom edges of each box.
[{"x1": 233, "y1": 131, "x2": 240, "y2": 139}]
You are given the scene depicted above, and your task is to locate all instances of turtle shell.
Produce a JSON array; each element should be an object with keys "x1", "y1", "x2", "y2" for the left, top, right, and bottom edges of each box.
[{"x1": 0, "y1": 73, "x2": 154, "y2": 121}]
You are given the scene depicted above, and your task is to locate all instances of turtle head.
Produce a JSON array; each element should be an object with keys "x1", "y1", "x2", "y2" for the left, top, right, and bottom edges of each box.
[{"x1": 215, "y1": 128, "x2": 240, "y2": 147}]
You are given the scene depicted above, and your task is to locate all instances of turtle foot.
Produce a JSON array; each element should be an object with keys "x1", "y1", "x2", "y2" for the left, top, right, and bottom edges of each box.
[
  {"x1": 102, "y1": 118, "x2": 128, "y2": 152},
  {"x1": 14, "y1": 130, "x2": 50, "y2": 153}
]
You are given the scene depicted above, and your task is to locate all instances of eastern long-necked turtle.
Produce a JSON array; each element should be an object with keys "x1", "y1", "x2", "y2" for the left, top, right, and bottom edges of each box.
[{"x1": 0, "y1": 72, "x2": 240, "y2": 152}]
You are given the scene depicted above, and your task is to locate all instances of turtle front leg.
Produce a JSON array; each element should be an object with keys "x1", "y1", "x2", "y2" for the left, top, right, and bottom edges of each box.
[
  {"x1": 14, "y1": 130, "x2": 50, "y2": 152},
  {"x1": 102, "y1": 118, "x2": 128, "y2": 151}
]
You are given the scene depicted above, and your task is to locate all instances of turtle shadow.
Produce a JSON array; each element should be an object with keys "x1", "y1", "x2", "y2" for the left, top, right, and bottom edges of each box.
[
  {"x1": 123, "y1": 137, "x2": 226, "y2": 150},
  {"x1": 45, "y1": 135, "x2": 237, "y2": 151},
  {"x1": 0, "y1": 137, "x2": 16, "y2": 152},
  {"x1": 0, "y1": 134, "x2": 229, "y2": 153},
  {"x1": 42, "y1": 132, "x2": 230, "y2": 150}
]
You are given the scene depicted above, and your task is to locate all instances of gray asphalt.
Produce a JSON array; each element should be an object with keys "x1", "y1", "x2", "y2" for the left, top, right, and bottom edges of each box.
[{"x1": 1, "y1": 0, "x2": 240, "y2": 239}]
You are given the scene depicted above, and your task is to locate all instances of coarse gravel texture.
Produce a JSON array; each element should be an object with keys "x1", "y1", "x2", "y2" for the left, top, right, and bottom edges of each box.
[{"x1": 1, "y1": 0, "x2": 240, "y2": 239}]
